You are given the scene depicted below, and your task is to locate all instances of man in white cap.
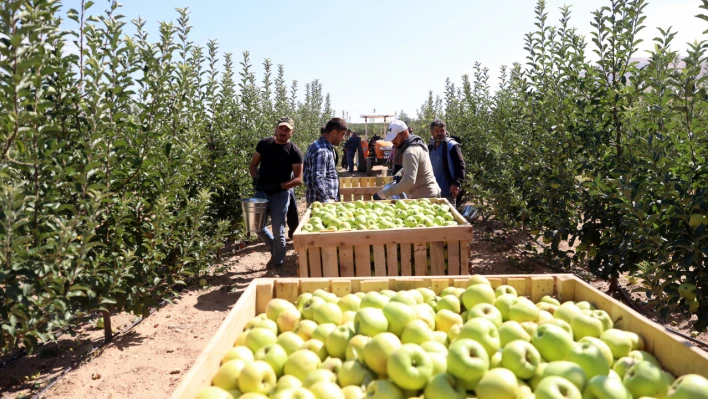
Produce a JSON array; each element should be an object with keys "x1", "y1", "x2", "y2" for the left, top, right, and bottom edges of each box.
[{"x1": 374, "y1": 120, "x2": 440, "y2": 200}]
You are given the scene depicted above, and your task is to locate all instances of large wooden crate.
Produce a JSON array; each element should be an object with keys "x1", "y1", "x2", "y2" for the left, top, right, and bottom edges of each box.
[
  {"x1": 293, "y1": 198, "x2": 473, "y2": 277},
  {"x1": 171, "y1": 274, "x2": 708, "y2": 399},
  {"x1": 339, "y1": 176, "x2": 393, "y2": 201}
]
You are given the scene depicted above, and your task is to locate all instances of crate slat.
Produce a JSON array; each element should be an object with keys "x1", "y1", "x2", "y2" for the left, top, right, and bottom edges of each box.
[
  {"x1": 308, "y1": 247, "x2": 322, "y2": 278},
  {"x1": 414, "y1": 242, "x2": 427, "y2": 276},
  {"x1": 460, "y1": 241, "x2": 469, "y2": 275},
  {"x1": 339, "y1": 246, "x2": 354, "y2": 277},
  {"x1": 400, "y1": 243, "x2": 412, "y2": 276},
  {"x1": 373, "y1": 245, "x2": 387, "y2": 276},
  {"x1": 321, "y1": 246, "x2": 339, "y2": 277},
  {"x1": 430, "y1": 241, "x2": 445, "y2": 275},
  {"x1": 448, "y1": 240, "x2": 460, "y2": 275},
  {"x1": 296, "y1": 248, "x2": 309, "y2": 278},
  {"x1": 386, "y1": 243, "x2": 398, "y2": 276},
  {"x1": 354, "y1": 245, "x2": 371, "y2": 276}
]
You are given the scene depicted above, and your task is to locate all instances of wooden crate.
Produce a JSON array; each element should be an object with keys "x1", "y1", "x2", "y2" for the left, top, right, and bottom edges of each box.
[
  {"x1": 339, "y1": 176, "x2": 393, "y2": 201},
  {"x1": 170, "y1": 274, "x2": 708, "y2": 399},
  {"x1": 293, "y1": 198, "x2": 473, "y2": 277}
]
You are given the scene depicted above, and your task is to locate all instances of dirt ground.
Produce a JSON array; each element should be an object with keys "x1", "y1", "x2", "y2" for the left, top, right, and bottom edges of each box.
[{"x1": 1, "y1": 165, "x2": 706, "y2": 398}]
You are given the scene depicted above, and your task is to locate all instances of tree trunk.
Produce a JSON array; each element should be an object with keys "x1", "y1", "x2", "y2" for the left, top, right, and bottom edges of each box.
[
  {"x1": 102, "y1": 310, "x2": 112, "y2": 343},
  {"x1": 608, "y1": 273, "x2": 619, "y2": 294}
]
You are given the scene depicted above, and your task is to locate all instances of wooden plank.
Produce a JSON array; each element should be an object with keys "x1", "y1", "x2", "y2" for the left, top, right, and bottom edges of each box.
[
  {"x1": 339, "y1": 246, "x2": 355, "y2": 277},
  {"x1": 275, "y1": 280, "x2": 299, "y2": 303},
  {"x1": 453, "y1": 279, "x2": 468, "y2": 288},
  {"x1": 400, "y1": 243, "x2": 412, "y2": 276},
  {"x1": 430, "y1": 241, "x2": 445, "y2": 276},
  {"x1": 360, "y1": 279, "x2": 388, "y2": 292},
  {"x1": 170, "y1": 283, "x2": 257, "y2": 399},
  {"x1": 321, "y1": 246, "x2": 339, "y2": 277},
  {"x1": 555, "y1": 274, "x2": 575, "y2": 302},
  {"x1": 447, "y1": 240, "x2": 461, "y2": 275},
  {"x1": 331, "y1": 280, "x2": 352, "y2": 297},
  {"x1": 529, "y1": 276, "x2": 555, "y2": 303},
  {"x1": 296, "y1": 247, "x2": 309, "y2": 278},
  {"x1": 460, "y1": 241, "x2": 470, "y2": 275},
  {"x1": 301, "y1": 280, "x2": 329, "y2": 294},
  {"x1": 507, "y1": 277, "x2": 527, "y2": 297},
  {"x1": 294, "y1": 224, "x2": 473, "y2": 248},
  {"x1": 431, "y1": 279, "x2": 450, "y2": 295},
  {"x1": 394, "y1": 278, "x2": 421, "y2": 291},
  {"x1": 308, "y1": 247, "x2": 323, "y2": 278},
  {"x1": 414, "y1": 242, "x2": 428, "y2": 276},
  {"x1": 373, "y1": 244, "x2": 387, "y2": 276},
  {"x1": 256, "y1": 280, "x2": 274, "y2": 314},
  {"x1": 354, "y1": 245, "x2": 371, "y2": 277},
  {"x1": 364, "y1": 193, "x2": 373, "y2": 200},
  {"x1": 386, "y1": 244, "x2": 398, "y2": 276}
]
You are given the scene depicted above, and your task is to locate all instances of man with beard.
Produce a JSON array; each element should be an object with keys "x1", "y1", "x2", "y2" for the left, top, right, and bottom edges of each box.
[
  {"x1": 249, "y1": 117, "x2": 303, "y2": 269},
  {"x1": 374, "y1": 120, "x2": 440, "y2": 200},
  {"x1": 303, "y1": 118, "x2": 348, "y2": 205},
  {"x1": 428, "y1": 118, "x2": 465, "y2": 206}
]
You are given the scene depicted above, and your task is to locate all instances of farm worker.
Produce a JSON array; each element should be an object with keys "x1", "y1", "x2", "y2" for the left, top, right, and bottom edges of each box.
[
  {"x1": 341, "y1": 129, "x2": 351, "y2": 170},
  {"x1": 303, "y1": 118, "x2": 348, "y2": 206},
  {"x1": 374, "y1": 120, "x2": 440, "y2": 200},
  {"x1": 249, "y1": 117, "x2": 303, "y2": 269},
  {"x1": 344, "y1": 131, "x2": 363, "y2": 173},
  {"x1": 428, "y1": 118, "x2": 466, "y2": 206}
]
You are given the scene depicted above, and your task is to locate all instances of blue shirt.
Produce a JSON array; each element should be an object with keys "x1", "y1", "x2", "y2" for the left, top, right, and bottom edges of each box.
[
  {"x1": 303, "y1": 137, "x2": 339, "y2": 203},
  {"x1": 431, "y1": 143, "x2": 450, "y2": 196}
]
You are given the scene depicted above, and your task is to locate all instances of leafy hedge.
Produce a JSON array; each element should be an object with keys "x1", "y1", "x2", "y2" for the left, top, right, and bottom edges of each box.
[
  {"x1": 420, "y1": 0, "x2": 708, "y2": 329},
  {"x1": 0, "y1": 0, "x2": 333, "y2": 354}
]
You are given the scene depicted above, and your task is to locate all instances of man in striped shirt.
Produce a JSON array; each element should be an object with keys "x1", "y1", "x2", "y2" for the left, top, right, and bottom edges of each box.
[{"x1": 304, "y1": 118, "x2": 348, "y2": 205}]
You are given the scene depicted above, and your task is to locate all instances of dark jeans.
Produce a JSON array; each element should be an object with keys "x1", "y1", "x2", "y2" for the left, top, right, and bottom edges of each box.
[
  {"x1": 346, "y1": 151, "x2": 356, "y2": 173},
  {"x1": 286, "y1": 189, "x2": 299, "y2": 236},
  {"x1": 255, "y1": 190, "x2": 290, "y2": 264}
]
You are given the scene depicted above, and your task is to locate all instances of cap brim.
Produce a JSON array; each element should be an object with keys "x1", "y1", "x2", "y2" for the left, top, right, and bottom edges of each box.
[
  {"x1": 384, "y1": 132, "x2": 398, "y2": 142},
  {"x1": 277, "y1": 122, "x2": 294, "y2": 130}
]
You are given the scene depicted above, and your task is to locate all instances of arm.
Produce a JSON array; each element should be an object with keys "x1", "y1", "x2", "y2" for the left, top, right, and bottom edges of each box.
[
  {"x1": 282, "y1": 163, "x2": 302, "y2": 190},
  {"x1": 249, "y1": 152, "x2": 261, "y2": 178},
  {"x1": 379, "y1": 150, "x2": 418, "y2": 198},
  {"x1": 450, "y1": 144, "x2": 466, "y2": 187},
  {"x1": 310, "y1": 150, "x2": 332, "y2": 200}
]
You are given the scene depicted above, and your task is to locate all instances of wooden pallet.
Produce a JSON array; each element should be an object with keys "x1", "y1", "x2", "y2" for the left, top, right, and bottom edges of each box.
[
  {"x1": 339, "y1": 176, "x2": 393, "y2": 201},
  {"x1": 293, "y1": 198, "x2": 473, "y2": 277},
  {"x1": 170, "y1": 274, "x2": 708, "y2": 399}
]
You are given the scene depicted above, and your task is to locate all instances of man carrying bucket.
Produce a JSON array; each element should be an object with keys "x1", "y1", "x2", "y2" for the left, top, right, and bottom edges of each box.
[{"x1": 249, "y1": 117, "x2": 303, "y2": 269}]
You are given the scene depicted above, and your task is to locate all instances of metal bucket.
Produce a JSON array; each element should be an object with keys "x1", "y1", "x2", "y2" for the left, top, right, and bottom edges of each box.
[
  {"x1": 381, "y1": 181, "x2": 408, "y2": 200},
  {"x1": 241, "y1": 198, "x2": 268, "y2": 232},
  {"x1": 461, "y1": 205, "x2": 480, "y2": 222}
]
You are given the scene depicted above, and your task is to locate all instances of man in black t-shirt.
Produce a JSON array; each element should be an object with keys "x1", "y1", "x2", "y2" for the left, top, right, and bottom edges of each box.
[{"x1": 249, "y1": 117, "x2": 303, "y2": 269}]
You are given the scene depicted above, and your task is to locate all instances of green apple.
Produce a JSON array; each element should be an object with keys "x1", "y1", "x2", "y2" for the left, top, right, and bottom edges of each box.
[
  {"x1": 475, "y1": 368, "x2": 520, "y2": 399},
  {"x1": 212, "y1": 359, "x2": 246, "y2": 390},
  {"x1": 339, "y1": 294, "x2": 362, "y2": 312},
  {"x1": 626, "y1": 331, "x2": 644, "y2": 351},
  {"x1": 277, "y1": 309, "x2": 302, "y2": 333},
  {"x1": 354, "y1": 307, "x2": 389, "y2": 337},
  {"x1": 389, "y1": 291, "x2": 417, "y2": 306},
  {"x1": 628, "y1": 350, "x2": 660, "y2": 367},
  {"x1": 325, "y1": 325, "x2": 355, "y2": 359},
  {"x1": 623, "y1": 360, "x2": 669, "y2": 398},
  {"x1": 196, "y1": 387, "x2": 237, "y2": 399},
  {"x1": 255, "y1": 343, "x2": 288, "y2": 377},
  {"x1": 366, "y1": 379, "x2": 404, "y2": 399},
  {"x1": 401, "y1": 319, "x2": 433, "y2": 345},
  {"x1": 342, "y1": 311, "x2": 357, "y2": 324},
  {"x1": 310, "y1": 382, "x2": 345, "y2": 399},
  {"x1": 423, "y1": 373, "x2": 466, "y2": 399},
  {"x1": 542, "y1": 361, "x2": 587, "y2": 392},
  {"x1": 267, "y1": 298, "x2": 298, "y2": 321},
  {"x1": 360, "y1": 291, "x2": 390, "y2": 309},
  {"x1": 312, "y1": 323, "x2": 337, "y2": 343},
  {"x1": 273, "y1": 388, "x2": 316, "y2": 399},
  {"x1": 447, "y1": 322, "x2": 463, "y2": 342},
  {"x1": 582, "y1": 375, "x2": 631, "y2": 399},
  {"x1": 420, "y1": 341, "x2": 448, "y2": 374},
  {"x1": 490, "y1": 349, "x2": 503, "y2": 369},
  {"x1": 222, "y1": 346, "x2": 254, "y2": 364},
  {"x1": 678, "y1": 283, "x2": 697, "y2": 300},
  {"x1": 600, "y1": 329, "x2": 633, "y2": 358},
  {"x1": 436, "y1": 294, "x2": 461, "y2": 313},
  {"x1": 302, "y1": 339, "x2": 328, "y2": 361},
  {"x1": 554, "y1": 302, "x2": 583, "y2": 324},
  {"x1": 235, "y1": 331, "x2": 248, "y2": 347},
  {"x1": 302, "y1": 297, "x2": 326, "y2": 320},
  {"x1": 531, "y1": 323, "x2": 574, "y2": 362},
  {"x1": 540, "y1": 296, "x2": 561, "y2": 306},
  {"x1": 570, "y1": 312, "x2": 604, "y2": 340},
  {"x1": 303, "y1": 369, "x2": 337, "y2": 388},
  {"x1": 342, "y1": 386, "x2": 365, "y2": 399},
  {"x1": 238, "y1": 360, "x2": 277, "y2": 394},
  {"x1": 313, "y1": 302, "x2": 343, "y2": 325},
  {"x1": 456, "y1": 317, "x2": 500, "y2": 357},
  {"x1": 417, "y1": 288, "x2": 437, "y2": 302},
  {"x1": 447, "y1": 339, "x2": 490, "y2": 390},
  {"x1": 246, "y1": 317, "x2": 278, "y2": 335},
  {"x1": 469, "y1": 303, "x2": 503, "y2": 327},
  {"x1": 319, "y1": 357, "x2": 342, "y2": 374},
  {"x1": 536, "y1": 302, "x2": 558, "y2": 315},
  {"x1": 539, "y1": 310, "x2": 555, "y2": 322},
  {"x1": 239, "y1": 393, "x2": 269, "y2": 399},
  {"x1": 293, "y1": 320, "x2": 318, "y2": 341},
  {"x1": 495, "y1": 285, "x2": 518, "y2": 297},
  {"x1": 535, "y1": 376, "x2": 582, "y2": 399},
  {"x1": 413, "y1": 304, "x2": 436, "y2": 330},
  {"x1": 590, "y1": 310, "x2": 613, "y2": 330},
  {"x1": 495, "y1": 294, "x2": 518, "y2": 321},
  {"x1": 284, "y1": 349, "x2": 322, "y2": 381},
  {"x1": 435, "y1": 309, "x2": 464, "y2": 333},
  {"x1": 382, "y1": 302, "x2": 417, "y2": 336},
  {"x1": 345, "y1": 334, "x2": 371, "y2": 361},
  {"x1": 509, "y1": 298, "x2": 540, "y2": 323},
  {"x1": 245, "y1": 327, "x2": 278, "y2": 353},
  {"x1": 362, "y1": 332, "x2": 402, "y2": 376},
  {"x1": 568, "y1": 342, "x2": 610, "y2": 379},
  {"x1": 612, "y1": 356, "x2": 640, "y2": 379},
  {"x1": 467, "y1": 274, "x2": 492, "y2": 287},
  {"x1": 575, "y1": 301, "x2": 595, "y2": 311},
  {"x1": 339, "y1": 360, "x2": 374, "y2": 387},
  {"x1": 387, "y1": 343, "x2": 434, "y2": 390},
  {"x1": 405, "y1": 290, "x2": 424, "y2": 304},
  {"x1": 539, "y1": 318, "x2": 572, "y2": 335},
  {"x1": 529, "y1": 362, "x2": 549, "y2": 390},
  {"x1": 462, "y1": 284, "x2": 497, "y2": 310},
  {"x1": 667, "y1": 374, "x2": 708, "y2": 399},
  {"x1": 381, "y1": 289, "x2": 397, "y2": 299},
  {"x1": 578, "y1": 337, "x2": 613, "y2": 367},
  {"x1": 431, "y1": 330, "x2": 449, "y2": 345},
  {"x1": 520, "y1": 321, "x2": 538, "y2": 337},
  {"x1": 501, "y1": 339, "x2": 541, "y2": 379}
]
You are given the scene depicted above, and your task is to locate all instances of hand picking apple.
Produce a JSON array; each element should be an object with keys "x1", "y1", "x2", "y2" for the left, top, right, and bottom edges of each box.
[{"x1": 196, "y1": 275, "x2": 708, "y2": 399}]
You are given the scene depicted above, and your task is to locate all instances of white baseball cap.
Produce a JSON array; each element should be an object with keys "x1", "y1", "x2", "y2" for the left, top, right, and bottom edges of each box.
[{"x1": 385, "y1": 120, "x2": 408, "y2": 142}]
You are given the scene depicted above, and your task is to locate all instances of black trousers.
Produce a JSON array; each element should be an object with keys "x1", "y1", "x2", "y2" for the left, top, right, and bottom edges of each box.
[{"x1": 286, "y1": 189, "x2": 299, "y2": 236}]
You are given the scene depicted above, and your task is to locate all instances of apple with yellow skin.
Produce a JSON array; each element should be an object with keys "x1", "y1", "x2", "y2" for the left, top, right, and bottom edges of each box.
[
  {"x1": 423, "y1": 373, "x2": 466, "y2": 399},
  {"x1": 310, "y1": 382, "x2": 345, "y2": 399},
  {"x1": 222, "y1": 346, "x2": 254, "y2": 364},
  {"x1": 668, "y1": 374, "x2": 708, "y2": 399},
  {"x1": 273, "y1": 388, "x2": 316, "y2": 399},
  {"x1": 342, "y1": 386, "x2": 365, "y2": 399},
  {"x1": 277, "y1": 309, "x2": 302, "y2": 333},
  {"x1": 303, "y1": 369, "x2": 337, "y2": 388},
  {"x1": 434, "y1": 309, "x2": 463, "y2": 333},
  {"x1": 238, "y1": 360, "x2": 277, "y2": 395},
  {"x1": 244, "y1": 327, "x2": 278, "y2": 353},
  {"x1": 284, "y1": 349, "x2": 322, "y2": 381},
  {"x1": 255, "y1": 343, "x2": 288, "y2": 377},
  {"x1": 469, "y1": 303, "x2": 503, "y2": 327},
  {"x1": 266, "y1": 298, "x2": 298, "y2": 321},
  {"x1": 345, "y1": 334, "x2": 371, "y2": 361},
  {"x1": 212, "y1": 359, "x2": 246, "y2": 391},
  {"x1": 362, "y1": 332, "x2": 402, "y2": 376},
  {"x1": 275, "y1": 375, "x2": 302, "y2": 392},
  {"x1": 475, "y1": 368, "x2": 520, "y2": 399},
  {"x1": 456, "y1": 317, "x2": 500, "y2": 357},
  {"x1": 293, "y1": 320, "x2": 318, "y2": 341},
  {"x1": 542, "y1": 361, "x2": 587, "y2": 392},
  {"x1": 196, "y1": 387, "x2": 235, "y2": 399}
]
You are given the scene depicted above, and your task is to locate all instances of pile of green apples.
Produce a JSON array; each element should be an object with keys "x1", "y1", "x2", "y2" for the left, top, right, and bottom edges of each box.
[
  {"x1": 195, "y1": 275, "x2": 708, "y2": 399},
  {"x1": 300, "y1": 199, "x2": 458, "y2": 233}
]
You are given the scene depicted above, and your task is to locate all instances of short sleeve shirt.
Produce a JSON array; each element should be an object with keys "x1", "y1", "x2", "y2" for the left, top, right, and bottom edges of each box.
[{"x1": 256, "y1": 137, "x2": 303, "y2": 185}]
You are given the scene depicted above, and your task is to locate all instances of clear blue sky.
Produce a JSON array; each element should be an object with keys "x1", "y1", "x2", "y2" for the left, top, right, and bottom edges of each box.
[{"x1": 60, "y1": 0, "x2": 705, "y2": 122}]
